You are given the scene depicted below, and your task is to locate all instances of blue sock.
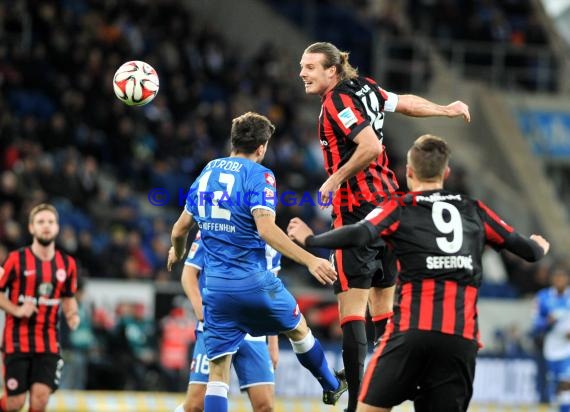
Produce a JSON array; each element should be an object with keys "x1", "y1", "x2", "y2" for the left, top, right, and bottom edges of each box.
[
  {"x1": 204, "y1": 381, "x2": 229, "y2": 412},
  {"x1": 291, "y1": 331, "x2": 339, "y2": 391}
]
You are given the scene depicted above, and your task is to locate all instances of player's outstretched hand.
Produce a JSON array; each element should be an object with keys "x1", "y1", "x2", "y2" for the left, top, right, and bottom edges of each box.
[
  {"x1": 287, "y1": 217, "x2": 314, "y2": 246},
  {"x1": 167, "y1": 246, "x2": 182, "y2": 272},
  {"x1": 308, "y1": 257, "x2": 337, "y2": 285},
  {"x1": 446, "y1": 101, "x2": 470, "y2": 123},
  {"x1": 15, "y1": 301, "x2": 38, "y2": 318},
  {"x1": 530, "y1": 234, "x2": 550, "y2": 255},
  {"x1": 66, "y1": 313, "x2": 81, "y2": 331},
  {"x1": 318, "y1": 175, "x2": 340, "y2": 210}
]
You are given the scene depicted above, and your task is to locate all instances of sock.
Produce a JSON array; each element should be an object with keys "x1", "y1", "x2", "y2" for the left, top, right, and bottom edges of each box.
[
  {"x1": 290, "y1": 330, "x2": 339, "y2": 391},
  {"x1": 560, "y1": 390, "x2": 570, "y2": 412},
  {"x1": 341, "y1": 317, "x2": 367, "y2": 412},
  {"x1": 372, "y1": 312, "x2": 393, "y2": 343},
  {"x1": 204, "y1": 381, "x2": 229, "y2": 412}
]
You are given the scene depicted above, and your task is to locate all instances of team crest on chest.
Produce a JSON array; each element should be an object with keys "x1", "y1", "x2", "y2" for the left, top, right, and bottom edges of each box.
[{"x1": 56, "y1": 268, "x2": 67, "y2": 282}]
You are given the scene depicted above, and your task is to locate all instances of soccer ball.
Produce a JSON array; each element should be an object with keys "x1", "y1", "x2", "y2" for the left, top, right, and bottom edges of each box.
[{"x1": 113, "y1": 60, "x2": 159, "y2": 106}]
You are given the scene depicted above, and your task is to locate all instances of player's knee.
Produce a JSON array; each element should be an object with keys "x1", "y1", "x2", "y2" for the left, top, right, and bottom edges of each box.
[
  {"x1": 251, "y1": 400, "x2": 274, "y2": 412},
  {"x1": 29, "y1": 392, "x2": 50, "y2": 411},
  {"x1": 5, "y1": 395, "x2": 27, "y2": 412},
  {"x1": 184, "y1": 398, "x2": 204, "y2": 412}
]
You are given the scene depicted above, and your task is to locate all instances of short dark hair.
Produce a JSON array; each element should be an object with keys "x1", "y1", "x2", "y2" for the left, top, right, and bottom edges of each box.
[
  {"x1": 303, "y1": 42, "x2": 358, "y2": 81},
  {"x1": 408, "y1": 135, "x2": 451, "y2": 181},
  {"x1": 230, "y1": 112, "x2": 275, "y2": 154}
]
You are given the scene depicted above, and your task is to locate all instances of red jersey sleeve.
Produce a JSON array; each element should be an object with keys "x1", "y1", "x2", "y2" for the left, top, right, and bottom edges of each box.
[
  {"x1": 476, "y1": 200, "x2": 514, "y2": 247},
  {"x1": 0, "y1": 251, "x2": 18, "y2": 291},
  {"x1": 63, "y1": 255, "x2": 78, "y2": 297},
  {"x1": 364, "y1": 199, "x2": 401, "y2": 238}
]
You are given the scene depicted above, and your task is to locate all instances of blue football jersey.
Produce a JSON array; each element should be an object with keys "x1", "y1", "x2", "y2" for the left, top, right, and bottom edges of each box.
[
  {"x1": 185, "y1": 231, "x2": 282, "y2": 293},
  {"x1": 185, "y1": 157, "x2": 278, "y2": 291}
]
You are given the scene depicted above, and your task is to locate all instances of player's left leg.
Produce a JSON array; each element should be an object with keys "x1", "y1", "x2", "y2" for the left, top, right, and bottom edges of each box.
[
  {"x1": 204, "y1": 355, "x2": 232, "y2": 412},
  {"x1": 356, "y1": 403, "x2": 391, "y2": 412},
  {"x1": 369, "y1": 245, "x2": 397, "y2": 344},
  {"x1": 29, "y1": 354, "x2": 63, "y2": 412}
]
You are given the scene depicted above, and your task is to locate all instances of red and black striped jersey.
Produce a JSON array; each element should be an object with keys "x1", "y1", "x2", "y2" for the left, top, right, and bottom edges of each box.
[
  {"x1": 319, "y1": 76, "x2": 399, "y2": 214},
  {"x1": 364, "y1": 190, "x2": 515, "y2": 345},
  {"x1": 0, "y1": 247, "x2": 78, "y2": 354}
]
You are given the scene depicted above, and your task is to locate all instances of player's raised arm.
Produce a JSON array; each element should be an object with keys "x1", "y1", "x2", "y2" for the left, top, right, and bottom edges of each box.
[
  {"x1": 476, "y1": 200, "x2": 549, "y2": 261},
  {"x1": 252, "y1": 209, "x2": 337, "y2": 285},
  {"x1": 396, "y1": 95, "x2": 470, "y2": 123}
]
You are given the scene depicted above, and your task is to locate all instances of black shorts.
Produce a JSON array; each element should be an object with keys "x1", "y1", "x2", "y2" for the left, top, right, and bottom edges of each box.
[
  {"x1": 359, "y1": 329, "x2": 477, "y2": 411},
  {"x1": 3, "y1": 353, "x2": 64, "y2": 396},
  {"x1": 331, "y1": 204, "x2": 397, "y2": 294}
]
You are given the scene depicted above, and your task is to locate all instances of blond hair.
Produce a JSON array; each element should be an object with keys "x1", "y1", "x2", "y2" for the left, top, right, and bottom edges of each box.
[
  {"x1": 304, "y1": 42, "x2": 358, "y2": 81},
  {"x1": 29, "y1": 203, "x2": 59, "y2": 225}
]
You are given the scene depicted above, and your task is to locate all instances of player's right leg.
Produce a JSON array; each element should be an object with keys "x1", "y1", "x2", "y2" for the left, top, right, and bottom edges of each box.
[
  {"x1": 333, "y1": 248, "x2": 373, "y2": 412},
  {"x1": 555, "y1": 358, "x2": 570, "y2": 412},
  {"x1": 233, "y1": 338, "x2": 275, "y2": 412},
  {"x1": 284, "y1": 316, "x2": 347, "y2": 405},
  {"x1": 1, "y1": 353, "x2": 32, "y2": 412}
]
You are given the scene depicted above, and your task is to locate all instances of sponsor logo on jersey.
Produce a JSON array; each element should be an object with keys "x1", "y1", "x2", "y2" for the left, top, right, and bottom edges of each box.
[
  {"x1": 38, "y1": 282, "x2": 54, "y2": 296},
  {"x1": 24, "y1": 270, "x2": 36, "y2": 277},
  {"x1": 338, "y1": 107, "x2": 358, "y2": 128}
]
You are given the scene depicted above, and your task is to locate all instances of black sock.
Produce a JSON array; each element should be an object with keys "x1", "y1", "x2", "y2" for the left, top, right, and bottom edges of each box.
[
  {"x1": 372, "y1": 312, "x2": 393, "y2": 343},
  {"x1": 341, "y1": 319, "x2": 367, "y2": 412}
]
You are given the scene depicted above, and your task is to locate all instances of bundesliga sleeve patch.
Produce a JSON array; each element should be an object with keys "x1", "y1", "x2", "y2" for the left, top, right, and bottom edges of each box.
[
  {"x1": 264, "y1": 173, "x2": 276, "y2": 187},
  {"x1": 338, "y1": 107, "x2": 358, "y2": 128},
  {"x1": 264, "y1": 187, "x2": 276, "y2": 205}
]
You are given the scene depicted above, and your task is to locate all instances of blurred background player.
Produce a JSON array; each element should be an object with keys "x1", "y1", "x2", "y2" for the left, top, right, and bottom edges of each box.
[
  {"x1": 299, "y1": 41, "x2": 471, "y2": 412},
  {"x1": 167, "y1": 112, "x2": 346, "y2": 412},
  {"x1": 532, "y1": 267, "x2": 570, "y2": 412},
  {"x1": 288, "y1": 135, "x2": 550, "y2": 412},
  {"x1": 174, "y1": 231, "x2": 280, "y2": 412},
  {"x1": 0, "y1": 203, "x2": 80, "y2": 412}
]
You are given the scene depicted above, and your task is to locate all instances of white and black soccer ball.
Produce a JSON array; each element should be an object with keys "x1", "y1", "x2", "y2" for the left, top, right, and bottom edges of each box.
[{"x1": 113, "y1": 60, "x2": 159, "y2": 106}]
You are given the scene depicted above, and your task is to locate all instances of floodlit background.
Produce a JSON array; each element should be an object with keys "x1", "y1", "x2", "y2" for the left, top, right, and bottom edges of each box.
[{"x1": 1, "y1": 0, "x2": 570, "y2": 410}]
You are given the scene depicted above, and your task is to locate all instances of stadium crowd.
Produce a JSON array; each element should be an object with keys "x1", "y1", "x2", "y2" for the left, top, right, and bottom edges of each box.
[{"x1": 0, "y1": 0, "x2": 562, "y2": 392}]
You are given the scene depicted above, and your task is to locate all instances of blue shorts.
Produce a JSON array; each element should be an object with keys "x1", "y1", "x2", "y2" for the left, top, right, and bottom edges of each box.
[
  {"x1": 203, "y1": 274, "x2": 301, "y2": 360},
  {"x1": 189, "y1": 328, "x2": 274, "y2": 389},
  {"x1": 547, "y1": 357, "x2": 570, "y2": 399}
]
